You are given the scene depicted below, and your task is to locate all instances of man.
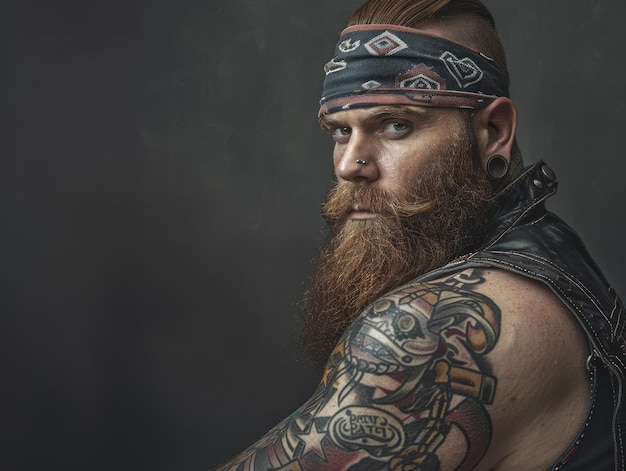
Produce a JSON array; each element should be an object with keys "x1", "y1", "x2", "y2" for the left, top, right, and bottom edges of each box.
[{"x1": 215, "y1": 0, "x2": 624, "y2": 469}]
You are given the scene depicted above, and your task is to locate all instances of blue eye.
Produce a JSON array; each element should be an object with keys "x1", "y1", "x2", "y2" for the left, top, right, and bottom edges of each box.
[
  {"x1": 385, "y1": 122, "x2": 408, "y2": 132},
  {"x1": 331, "y1": 127, "x2": 352, "y2": 143},
  {"x1": 333, "y1": 127, "x2": 351, "y2": 137}
]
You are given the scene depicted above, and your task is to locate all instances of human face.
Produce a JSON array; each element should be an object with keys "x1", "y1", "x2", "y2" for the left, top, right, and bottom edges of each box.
[
  {"x1": 320, "y1": 105, "x2": 472, "y2": 219},
  {"x1": 300, "y1": 109, "x2": 493, "y2": 369}
]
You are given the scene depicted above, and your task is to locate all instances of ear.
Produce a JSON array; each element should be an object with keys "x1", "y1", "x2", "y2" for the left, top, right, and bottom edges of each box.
[{"x1": 472, "y1": 97, "x2": 518, "y2": 170}]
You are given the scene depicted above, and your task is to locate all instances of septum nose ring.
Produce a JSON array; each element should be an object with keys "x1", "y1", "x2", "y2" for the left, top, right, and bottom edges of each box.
[{"x1": 356, "y1": 159, "x2": 367, "y2": 165}]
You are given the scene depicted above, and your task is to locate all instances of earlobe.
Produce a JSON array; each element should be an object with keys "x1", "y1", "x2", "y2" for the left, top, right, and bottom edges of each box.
[{"x1": 473, "y1": 97, "x2": 518, "y2": 168}]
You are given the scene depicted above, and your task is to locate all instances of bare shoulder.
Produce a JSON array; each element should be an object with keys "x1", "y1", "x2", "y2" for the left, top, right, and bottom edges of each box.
[{"x1": 461, "y1": 268, "x2": 591, "y2": 469}]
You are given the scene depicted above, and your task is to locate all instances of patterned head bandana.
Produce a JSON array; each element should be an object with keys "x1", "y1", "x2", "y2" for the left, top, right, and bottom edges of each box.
[{"x1": 319, "y1": 24, "x2": 509, "y2": 116}]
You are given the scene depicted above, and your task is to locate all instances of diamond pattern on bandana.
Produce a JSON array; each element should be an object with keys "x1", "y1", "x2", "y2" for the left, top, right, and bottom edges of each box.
[
  {"x1": 365, "y1": 31, "x2": 408, "y2": 56},
  {"x1": 320, "y1": 26, "x2": 510, "y2": 115},
  {"x1": 400, "y1": 74, "x2": 441, "y2": 89},
  {"x1": 397, "y1": 65, "x2": 445, "y2": 90}
]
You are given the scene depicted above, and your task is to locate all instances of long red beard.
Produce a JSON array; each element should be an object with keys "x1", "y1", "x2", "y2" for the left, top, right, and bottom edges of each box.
[{"x1": 298, "y1": 120, "x2": 493, "y2": 370}]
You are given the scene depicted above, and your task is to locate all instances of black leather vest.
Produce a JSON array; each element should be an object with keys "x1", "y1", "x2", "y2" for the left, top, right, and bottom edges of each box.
[{"x1": 418, "y1": 161, "x2": 625, "y2": 470}]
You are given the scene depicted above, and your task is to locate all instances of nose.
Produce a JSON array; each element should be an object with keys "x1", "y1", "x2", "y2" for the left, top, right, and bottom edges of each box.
[{"x1": 334, "y1": 133, "x2": 379, "y2": 183}]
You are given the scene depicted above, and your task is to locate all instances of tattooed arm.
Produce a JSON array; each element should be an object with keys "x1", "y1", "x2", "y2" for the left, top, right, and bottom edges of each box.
[{"x1": 214, "y1": 269, "x2": 590, "y2": 471}]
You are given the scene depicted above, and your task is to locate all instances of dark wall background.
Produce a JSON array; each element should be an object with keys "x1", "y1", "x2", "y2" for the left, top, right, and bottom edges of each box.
[{"x1": 1, "y1": 1, "x2": 624, "y2": 470}]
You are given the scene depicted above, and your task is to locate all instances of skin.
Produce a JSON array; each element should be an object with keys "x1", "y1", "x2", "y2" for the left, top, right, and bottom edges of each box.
[
  {"x1": 215, "y1": 269, "x2": 590, "y2": 470},
  {"x1": 322, "y1": 105, "x2": 468, "y2": 193},
  {"x1": 214, "y1": 20, "x2": 592, "y2": 471}
]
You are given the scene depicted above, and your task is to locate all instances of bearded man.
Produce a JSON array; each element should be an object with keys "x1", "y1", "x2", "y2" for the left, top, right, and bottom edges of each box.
[{"x1": 214, "y1": 0, "x2": 625, "y2": 469}]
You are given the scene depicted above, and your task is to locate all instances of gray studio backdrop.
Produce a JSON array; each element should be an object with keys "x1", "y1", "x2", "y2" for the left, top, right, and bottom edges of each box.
[{"x1": 1, "y1": 0, "x2": 624, "y2": 470}]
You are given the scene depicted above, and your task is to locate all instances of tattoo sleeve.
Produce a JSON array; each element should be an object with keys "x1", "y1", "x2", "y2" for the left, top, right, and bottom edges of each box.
[{"x1": 216, "y1": 269, "x2": 501, "y2": 471}]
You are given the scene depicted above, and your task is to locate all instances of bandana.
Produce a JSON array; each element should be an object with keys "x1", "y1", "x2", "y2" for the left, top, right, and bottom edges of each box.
[{"x1": 319, "y1": 24, "x2": 509, "y2": 116}]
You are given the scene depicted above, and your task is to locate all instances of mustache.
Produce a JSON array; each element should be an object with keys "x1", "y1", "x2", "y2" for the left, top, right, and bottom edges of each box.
[{"x1": 322, "y1": 183, "x2": 435, "y2": 223}]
